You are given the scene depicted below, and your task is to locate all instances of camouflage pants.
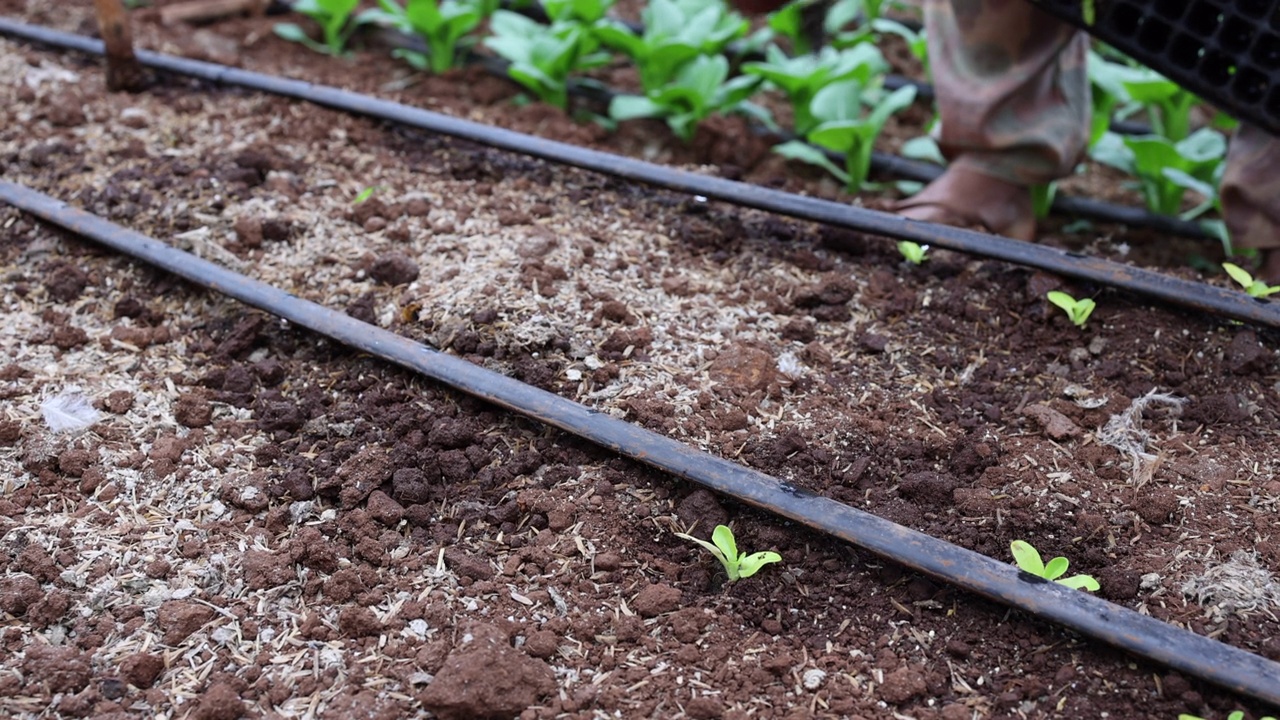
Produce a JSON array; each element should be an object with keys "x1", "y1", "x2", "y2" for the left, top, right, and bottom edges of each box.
[{"x1": 925, "y1": 0, "x2": 1280, "y2": 250}]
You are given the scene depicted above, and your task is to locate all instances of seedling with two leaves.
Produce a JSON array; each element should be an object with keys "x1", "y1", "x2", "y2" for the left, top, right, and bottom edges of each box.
[
  {"x1": 1010, "y1": 540, "x2": 1099, "y2": 591},
  {"x1": 896, "y1": 240, "x2": 927, "y2": 264},
  {"x1": 1047, "y1": 290, "x2": 1095, "y2": 328},
  {"x1": 1222, "y1": 263, "x2": 1280, "y2": 299},
  {"x1": 675, "y1": 524, "x2": 782, "y2": 581},
  {"x1": 274, "y1": 0, "x2": 362, "y2": 56}
]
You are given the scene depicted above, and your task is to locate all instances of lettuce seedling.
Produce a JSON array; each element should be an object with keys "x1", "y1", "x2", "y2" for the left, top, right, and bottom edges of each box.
[
  {"x1": 595, "y1": 0, "x2": 749, "y2": 92},
  {"x1": 1046, "y1": 291, "x2": 1095, "y2": 328},
  {"x1": 274, "y1": 0, "x2": 361, "y2": 55},
  {"x1": 896, "y1": 240, "x2": 927, "y2": 264},
  {"x1": 1090, "y1": 128, "x2": 1226, "y2": 218},
  {"x1": 609, "y1": 54, "x2": 763, "y2": 141},
  {"x1": 742, "y1": 44, "x2": 887, "y2": 136},
  {"x1": 771, "y1": 80, "x2": 916, "y2": 192},
  {"x1": 485, "y1": 11, "x2": 612, "y2": 110},
  {"x1": 676, "y1": 525, "x2": 782, "y2": 581},
  {"x1": 358, "y1": 0, "x2": 486, "y2": 73},
  {"x1": 1222, "y1": 262, "x2": 1280, "y2": 298},
  {"x1": 1010, "y1": 540, "x2": 1099, "y2": 591}
]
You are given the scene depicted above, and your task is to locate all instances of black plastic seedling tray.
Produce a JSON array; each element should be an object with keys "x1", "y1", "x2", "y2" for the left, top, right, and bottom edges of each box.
[{"x1": 1026, "y1": 0, "x2": 1280, "y2": 136}]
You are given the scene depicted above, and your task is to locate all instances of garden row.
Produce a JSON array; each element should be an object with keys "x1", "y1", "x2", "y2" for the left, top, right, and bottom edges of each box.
[{"x1": 283, "y1": 0, "x2": 1241, "y2": 245}]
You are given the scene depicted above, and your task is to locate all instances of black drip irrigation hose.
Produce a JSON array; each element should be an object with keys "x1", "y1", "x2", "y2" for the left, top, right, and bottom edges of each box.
[
  {"x1": 0, "y1": 19, "x2": 1271, "y2": 327},
  {"x1": 3, "y1": 180, "x2": 1279, "y2": 708}
]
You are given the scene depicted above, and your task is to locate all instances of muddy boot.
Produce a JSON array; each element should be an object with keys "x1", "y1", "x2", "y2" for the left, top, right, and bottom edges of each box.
[
  {"x1": 893, "y1": 164, "x2": 1036, "y2": 241},
  {"x1": 94, "y1": 0, "x2": 153, "y2": 92}
]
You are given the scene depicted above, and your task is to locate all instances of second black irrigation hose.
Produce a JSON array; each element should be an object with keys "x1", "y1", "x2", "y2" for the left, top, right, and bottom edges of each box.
[
  {"x1": 0, "y1": 19, "x2": 1273, "y2": 328},
  {"x1": 3, "y1": 180, "x2": 1279, "y2": 707}
]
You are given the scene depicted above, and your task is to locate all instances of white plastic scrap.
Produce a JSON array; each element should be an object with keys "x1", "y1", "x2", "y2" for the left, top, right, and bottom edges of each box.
[
  {"x1": 1096, "y1": 389, "x2": 1184, "y2": 481},
  {"x1": 41, "y1": 389, "x2": 102, "y2": 434}
]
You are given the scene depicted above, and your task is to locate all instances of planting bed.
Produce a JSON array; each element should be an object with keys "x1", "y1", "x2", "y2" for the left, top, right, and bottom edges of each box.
[{"x1": 2, "y1": 1, "x2": 1280, "y2": 718}]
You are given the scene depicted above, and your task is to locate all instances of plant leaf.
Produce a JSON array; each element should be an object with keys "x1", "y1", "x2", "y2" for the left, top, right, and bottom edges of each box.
[
  {"x1": 711, "y1": 525, "x2": 739, "y2": 564},
  {"x1": 772, "y1": 140, "x2": 850, "y2": 184},
  {"x1": 1046, "y1": 291, "x2": 1077, "y2": 314},
  {"x1": 1010, "y1": 540, "x2": 1045, "y2": 576},
  {"x1": 1222, "y1": 262, "x2": 1255, "y2": 289},
  {"x1": 736, "y1": 551, "x2": 782, "y2": 578},
  {"x1": 1043, "y1": 556, "x2": 1069, "y2": 581},
  {"x1": 1056, "y1": 574, "x2": 1101, "y2": 592}
]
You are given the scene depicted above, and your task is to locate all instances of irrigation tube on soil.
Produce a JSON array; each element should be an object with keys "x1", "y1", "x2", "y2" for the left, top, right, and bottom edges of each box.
[
  {"x1": 0, "y1": 20, "x2": 1276, "y2": 328},
  {"x1": 3, "y1": 182, "x2": 1279, "y2": 707}
]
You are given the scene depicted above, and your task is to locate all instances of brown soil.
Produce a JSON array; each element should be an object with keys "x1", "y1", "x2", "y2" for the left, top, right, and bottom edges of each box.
[{"x1": 1, "y1": 2, "x2": 1279, "y2": 719}]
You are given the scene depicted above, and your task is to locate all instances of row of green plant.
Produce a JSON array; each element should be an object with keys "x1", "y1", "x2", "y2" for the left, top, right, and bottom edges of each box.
[
  {"x1": 685, "y1": 528, "x2": 1276, "y2": 718},
  {"x1": 896, "y1": 242, "x2": 1275, "y2": 328},
  {"x1": 677, "y1": 525, "x2": 1100, "y2": 590},
  {"x1": 275, "y1": 0, "x2": 1234, "y2": 223}
]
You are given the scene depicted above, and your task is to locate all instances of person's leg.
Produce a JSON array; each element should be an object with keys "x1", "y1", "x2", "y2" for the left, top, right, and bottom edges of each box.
[
  {"x1": 897, "y1": 0, "x2": 1090, "y2": 239},
  {"x1": 1220, "y1": 125, "x2": 1280, "y2": 284}
]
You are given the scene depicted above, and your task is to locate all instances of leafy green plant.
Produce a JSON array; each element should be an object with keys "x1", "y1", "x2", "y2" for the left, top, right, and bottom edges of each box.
[
  {"x1": 741, "y1": 43, "x2": 887, "y2": 136},
  {"x1": 274, "y1": 0, "x2": 362, "y2": 56},
  {"x1": 595, "y1": 0, "x2": 750, "y2": 92},
  {"x1": 1090, "y1": 128, "x2": 1227, "y2": 218},
  {"x1": 1088, "y1": 52, "x2": 1198, "y2": 141},
  {"x1": 771, "y1": 80, "x2": 916, "y2": 192},
  {"x1": 358, "y1": 0, "x2": 486, "y2": 73},
  {"x1": 485, "y1": 11, "x2": 612, "y2": 110},
  {"x1": 896, "y1": 240, "x2": 927, "y2": 264},
  {"x1": 1046, "y1": 291, "x2": 1096, "y2": 328},
  {"x1": 609, "y1": 54, "x2": 763, "y2": 141},
  {"x1": 1010, "y1": 540, "x2": 1100, "y2": 591},
  {"x1": 675, "y1": 525, "x2": 782, "y2": 581},
  {"x1": 1223, "y1": 262, "x2": 1280, "y2": 298}
]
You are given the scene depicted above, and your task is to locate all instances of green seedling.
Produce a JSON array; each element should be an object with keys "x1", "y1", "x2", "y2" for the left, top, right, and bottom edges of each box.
[
  {"x1": 358, "y1": 0, "x2": 486, "y2": 73},
  {"x1": 353, "y1": 185, "x2": 384, "y2": 204},
  {"x1": 274, "y1": 0, "x2": 361, "y2": 55},
  {"x1": 609, "y1": 54, "x2": 764, "y2": 142},
  {"x1": 1010, "y1": 540, "x2": 1100, "y2": 591},
  {"x1": 896, "y1": 240, "x2": 927, "y2": 265},
  {"x1": 675, "y1": 524, "x2": 782, "y2": 581},
  {"x1": 595, "y1": 0, "x2": 749, "y2": 92},
  {"x1": 1088, "y1": 52, "x2": 1198, "y2": 141},
  {"x1": 771, "y1": 80, "x2": 916, "y2": 192},
  {"x1": 741, "y1": 43, "x2": 887, "y2": 136},
  {"x1": 485, "y1": 11, "x2": 612, "y2": 110},
  {"x1": 1046, "y1": 291, "x2": 1096, "y2": 328},
  {"x1": 1090, "y1": 128, "x2": 1226, "y2": 218},
  {"x1": 1223, "y1": 262, "x2": 1280, "y2": 299}
]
